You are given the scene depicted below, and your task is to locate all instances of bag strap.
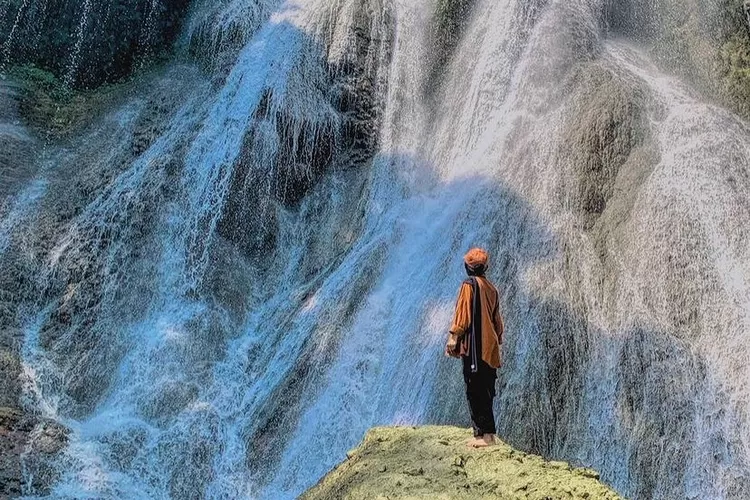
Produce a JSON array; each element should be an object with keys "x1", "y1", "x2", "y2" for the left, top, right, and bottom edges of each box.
[{"x1": 465, "y1": 277, "x2": 481, "y2": 373}]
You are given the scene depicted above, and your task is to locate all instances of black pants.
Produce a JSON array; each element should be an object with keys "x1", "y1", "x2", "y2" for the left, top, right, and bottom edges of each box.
[{"x1": 463, "y1": 357, "x2": 497, "y2": 437}]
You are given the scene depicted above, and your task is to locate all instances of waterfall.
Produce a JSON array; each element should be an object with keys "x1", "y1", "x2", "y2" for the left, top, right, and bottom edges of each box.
[
  {"x1": 2, "y1": 0, "x2": 750, "y2": 498},
  {"x1": 1, "y1": 0, "x2": 30, "y2": 65},
  {"x1": 138, "y1": 0, "x2": 162, "y2": 65},
  {"x1": 63, "y1": 0, "x2": 93, "y2": 85}
]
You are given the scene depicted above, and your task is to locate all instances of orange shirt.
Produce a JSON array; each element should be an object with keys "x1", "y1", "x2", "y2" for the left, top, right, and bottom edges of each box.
[{"x1": 448, "y1": 276, "x2": 504, "y2": 368}]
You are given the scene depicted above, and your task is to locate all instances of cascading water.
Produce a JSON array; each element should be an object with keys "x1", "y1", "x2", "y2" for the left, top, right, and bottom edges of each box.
[
  {"x1": 2, "y1": 0, "x2": 750, "y2": 498},
  {"x1": 0, "y1": 0, "x2": 190, "y2": 86},
  {"x1": 1, "y1": 0, "x2": 29, "y2": 65},
  {"x1": 63, "y1": 0, "x2": 93, "y2": 85}
]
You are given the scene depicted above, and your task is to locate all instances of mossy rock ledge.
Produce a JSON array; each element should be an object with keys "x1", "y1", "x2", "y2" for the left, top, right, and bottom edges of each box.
[{"x1": 302, "y1": 426, "x2": 625, "y2": 500}]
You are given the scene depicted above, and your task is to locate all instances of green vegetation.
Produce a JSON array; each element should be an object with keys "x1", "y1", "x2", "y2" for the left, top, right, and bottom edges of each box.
[
  {"x1": 302, "y1": 426, "x2": 625, "y2": 500},
  {"x1": 718, "y1": 1, "x2": 750, "y2": 116},
  {"x1": 6, "y1": 64, "x2": 126, "y2": 137},
  {"x1": 659, "y1": 0, "x2": 750, "y2": 117},
  {"x1": 608, "y1": 0, "x2": 750, "y2": 118}
]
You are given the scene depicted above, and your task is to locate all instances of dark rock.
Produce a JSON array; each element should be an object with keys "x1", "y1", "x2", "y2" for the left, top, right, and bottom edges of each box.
[
  {"x1": 217, "y1": 0, "x2": 392, "y2": 261},
  {"x1": 0, "y1": 407, "x2": 69, "y2": 497},
  {"x1": 606, "y1": 0, "x2": 750, "y2": 119},
  {"x1": 426, "y1": 0, "x2": 477, "y2": 94},
  {"x1": 0, "y1": 0, "x2": 193, "y2": 88},
  {"x1": 559, "y1": 64, "x2": 648, "y2": 230},
  {"x1": 0, "y1": 78, "x2": 38, "y2": 198}
]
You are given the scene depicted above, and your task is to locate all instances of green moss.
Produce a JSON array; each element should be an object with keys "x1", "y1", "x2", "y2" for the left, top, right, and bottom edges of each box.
[
  {"x1": 713, "y1": 1, "x2": 750, "y2": 117},
  {"x1": 7, "y1": 64, "x2": 127, "y2": 138},
  {"x1": 302, "y1": 426, "x2": 625, "y2": 500},
  {"x1": 719, "y1": 30, "x2": 750, "y2": 116},
  {"x1": 650, "y1": 0, "x2": 750, "y2": 118}
]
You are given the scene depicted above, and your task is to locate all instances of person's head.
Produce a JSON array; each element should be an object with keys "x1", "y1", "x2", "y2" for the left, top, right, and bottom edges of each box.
[{"x1": 464, "y1": 247, "x2": 489, "y2": 276}]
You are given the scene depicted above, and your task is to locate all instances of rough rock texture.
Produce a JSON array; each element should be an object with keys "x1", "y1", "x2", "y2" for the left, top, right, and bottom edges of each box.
[
  {"x1": 0, "y1": 76, "x2": 37, "y2": 198},
  {"x1": 0, "y1": 407, "x2": 68, "y2": 498},
  {"x1": 0, "y1": 75, "x2": 36, "y2": 428},
  {"x1": 558, "y1": 63, "x2": 650, "y2": 230},
  {"x1": 217, "y1": 0, "x2": 392, "y2": 257},
  {"x1": 0, "y1": 64, "x2": 205, "y2": 430},
  {"x1": 185, "y1": 0, "x2": 272, "y2": 79},
  {"x1": 302, "y1": 427, "x2": 625, "y2": 500},
  {"x1": 427, "y1": 0, "x2": 477, "y2": 93}
]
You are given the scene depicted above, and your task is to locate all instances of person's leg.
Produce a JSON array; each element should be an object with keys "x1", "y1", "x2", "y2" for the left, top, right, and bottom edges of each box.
[
  {"x1": 463, "y1": 357, "x2": 485, "y2": 446},
  {"x1": 464, "y1": 361, "x2": 497, "y2": 447},
  {"x1": 472, "y1": 374, "x2": 495, "y2": 434},
  {"x1": 480, "y1": 368, "x2": 497, "y2": 445},
  {"x1": 465, "y1": 383, "x2": 483, "y2": 435},
  {"x1": 465, "y1": 384, "x2": 488, "y2": 447},
  {"x1": 463, "y1": 357, "x2": 482, "y2": 438}
]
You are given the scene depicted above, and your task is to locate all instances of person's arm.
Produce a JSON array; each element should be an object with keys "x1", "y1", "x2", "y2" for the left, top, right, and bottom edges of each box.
[
  {"x1": 493, "y1": 299, "x2": 504, "y2": 345},
  {"x1": 446, "y1": 283, "x2": 472, "y2": 357}
]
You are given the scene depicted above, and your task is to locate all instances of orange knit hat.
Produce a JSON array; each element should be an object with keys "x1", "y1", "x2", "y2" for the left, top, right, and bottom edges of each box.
[{"x1": 464, "y1": 248, "x2": 489, "y2": 268}]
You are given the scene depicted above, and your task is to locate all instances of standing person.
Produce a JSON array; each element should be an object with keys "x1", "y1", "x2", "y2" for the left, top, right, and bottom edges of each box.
[{"x1": 445, "y1": 248, "x2": 504, "y2": 448}]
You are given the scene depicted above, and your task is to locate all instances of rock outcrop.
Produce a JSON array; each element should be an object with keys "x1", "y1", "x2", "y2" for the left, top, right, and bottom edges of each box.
[
  {"x1": 606, "y1": 0, "x2": 750, "y2": 118},
  {"x1": 0, "y1": 75, "x2": 37, "y2": 198},
  {"x1": 0, "y1": 407, "x2": 68, "y2": 497},
  {"x1": 302, "y1": 426, "x2": 625, "y2": 500}
]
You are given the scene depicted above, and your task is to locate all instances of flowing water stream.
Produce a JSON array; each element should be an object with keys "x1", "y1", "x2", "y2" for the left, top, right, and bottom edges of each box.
[{"x1": 2, "y1": 0, "x2": 750, "y2": 498}]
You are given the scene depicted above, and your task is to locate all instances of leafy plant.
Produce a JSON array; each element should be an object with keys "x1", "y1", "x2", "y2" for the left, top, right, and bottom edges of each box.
[{"x1": 8, "y1": 63, "x2": 124, "y2": 137}]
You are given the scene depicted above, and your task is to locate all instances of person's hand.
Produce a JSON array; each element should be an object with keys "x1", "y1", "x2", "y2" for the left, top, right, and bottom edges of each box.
[{"x1": 445, "y1": 341, "x2": 459, "y2": 358}]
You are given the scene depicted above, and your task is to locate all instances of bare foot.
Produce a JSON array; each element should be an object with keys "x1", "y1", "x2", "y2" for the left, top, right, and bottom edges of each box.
[
  {"x1": 482, "y1": 434, "x2": 497, "y2": 446},
  {"x1": 467, "y1": 437, "x2": 489, "y2": 448}
]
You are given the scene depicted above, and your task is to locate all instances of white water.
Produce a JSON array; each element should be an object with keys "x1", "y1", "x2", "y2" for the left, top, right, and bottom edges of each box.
[
  {"x1": 0, "y1": 178, "x2": 46, "y2": 256},
  {"x1": 3, "y1": 0, "x2": 750, "y2": 498}
]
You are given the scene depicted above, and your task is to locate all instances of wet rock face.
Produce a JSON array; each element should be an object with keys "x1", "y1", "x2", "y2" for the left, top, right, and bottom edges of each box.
[
  {"x1": 0, "y1": 259, "x2": 26, "y2": 412},
  {"x1": 605, "y1": 0, "x2": 750, "y2": 118},
  {"x1": 217, "y1": 1, "x2": 392, "y2": 257},
  {"x1": 185, "y1": 0, "x2": 273, "y2": 81},
  {"x1": 0, "y1": 78, "x2": 37, "y2": 198},
  {"x1": 0, "y1": 77, "x2": 36, "y2": 419},
  {"x1": 426, "y1": 0, "x2": 477, "y2": 94},
  {"x1": 6, "y1": 66, "x2": 206, "y2": 418},
  {"x1": 0, "y1": 407, "x2": 69, "y2": 497},
  {"x1": 615, "y1": 329, "x2": 706, "y2": 500},
  {"x1": 330, "y1": 3, "x2": 393, "y2": 169},
  {"x1": 0, "y1": 0, "x2": 193, "y2": 88},
  {"x1": 559, "y1": 64, "x2": 649, "y2": 229}
]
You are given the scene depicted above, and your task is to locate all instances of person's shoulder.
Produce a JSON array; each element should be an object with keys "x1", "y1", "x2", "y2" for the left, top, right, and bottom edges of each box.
[{"x1": 479, "y1": 276, "x2": 500, "y2": 293}]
